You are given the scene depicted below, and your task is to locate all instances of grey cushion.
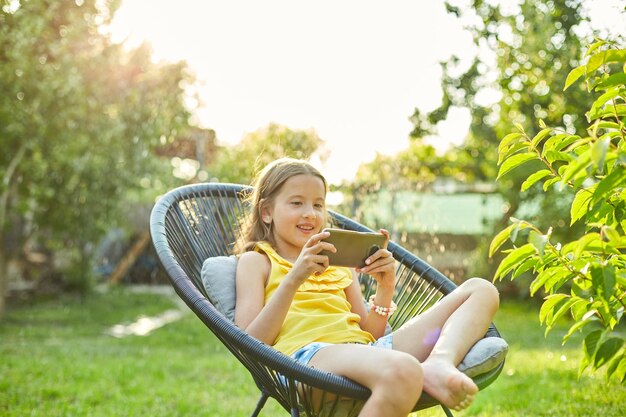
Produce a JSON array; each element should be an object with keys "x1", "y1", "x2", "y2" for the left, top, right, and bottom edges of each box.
[
  {"x1": 457, "y1": 336, "x2": 509, "y2": 378},
  {"x1": 201, "y1": 255, "x2": 238, "y2": 322}
]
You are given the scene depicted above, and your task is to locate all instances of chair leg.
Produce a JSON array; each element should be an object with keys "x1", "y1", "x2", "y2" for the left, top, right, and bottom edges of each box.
[
  {"x1": 250, "y1": 391, "x2": 269, "y2": 417},
  {"x1": 441, "y1": 405, "x2": 454, "y2": 417}
]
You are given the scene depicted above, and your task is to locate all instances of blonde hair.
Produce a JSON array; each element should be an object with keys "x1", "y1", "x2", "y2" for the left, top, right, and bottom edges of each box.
[{"x1": 236, "y1": 157, "x2": 329, "y2": 253}]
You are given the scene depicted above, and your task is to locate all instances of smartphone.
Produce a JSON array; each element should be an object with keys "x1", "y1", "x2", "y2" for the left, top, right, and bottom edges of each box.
[{"x1": 320, "y1": 228, "x2": 387, "y2": 268}]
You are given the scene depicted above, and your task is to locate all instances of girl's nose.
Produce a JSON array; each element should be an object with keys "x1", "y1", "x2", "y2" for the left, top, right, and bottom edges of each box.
[{"x1": 302, "y1": 205, "x2": 316, "y2": 218}]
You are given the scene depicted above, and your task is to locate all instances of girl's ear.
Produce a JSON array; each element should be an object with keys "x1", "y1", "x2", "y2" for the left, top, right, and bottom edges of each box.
[{"x1": 260, "y1": 201, "x2": 272, "y2": 224}]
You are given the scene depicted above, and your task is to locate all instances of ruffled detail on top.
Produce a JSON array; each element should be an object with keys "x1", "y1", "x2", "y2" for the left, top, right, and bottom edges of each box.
[{"x1": 255, "y1": 241, "x2": 353, "y2": 292}]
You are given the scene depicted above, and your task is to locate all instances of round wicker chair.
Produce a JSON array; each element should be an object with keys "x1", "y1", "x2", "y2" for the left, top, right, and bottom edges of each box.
[{"x1": 149, "y1": 182, "x2": 505, "y2": 417}]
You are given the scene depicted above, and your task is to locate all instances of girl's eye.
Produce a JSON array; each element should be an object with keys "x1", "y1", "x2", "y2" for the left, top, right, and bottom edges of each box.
[
  {"x1": 291, "y1": 201, "x2": 302, "y2": 206},
  {"x1": 314, "y1": 204, "x2": 324, "y2": 209}
]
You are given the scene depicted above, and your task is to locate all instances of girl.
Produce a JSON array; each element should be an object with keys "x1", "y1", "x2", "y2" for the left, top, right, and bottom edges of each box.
[{"x1": 235, "y1": 158, "x2": 500, "y2": 417}]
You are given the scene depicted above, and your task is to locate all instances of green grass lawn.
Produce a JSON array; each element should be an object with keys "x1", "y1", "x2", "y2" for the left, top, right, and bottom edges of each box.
[{"x1": 1, "y1": 288, "x2": 624, "y2": 417}]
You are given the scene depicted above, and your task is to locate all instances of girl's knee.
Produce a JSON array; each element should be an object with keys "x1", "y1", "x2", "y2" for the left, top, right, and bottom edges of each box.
[
  {"x1": 464, "y1": 277, "x2": 500, "y2": 309},
  {"x1": 375, "y1": 352, "x2": 423, "y2": 396}
]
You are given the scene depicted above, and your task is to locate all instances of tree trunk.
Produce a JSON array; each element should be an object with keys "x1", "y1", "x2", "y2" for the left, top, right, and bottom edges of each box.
[
  {"x1": 0, "y1": 143, "x2": 26, "y2": 232},
  {"x1": 0, "y1": 240, "x2": 7, "y2": 321},
  {"x1": 0, "y1": 143, "x2": 26, "y2": 320}
]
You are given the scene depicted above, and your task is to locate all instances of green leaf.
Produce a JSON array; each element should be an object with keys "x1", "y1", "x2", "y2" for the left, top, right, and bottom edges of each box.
[
  {"x1": 590, "y1": 138, "x2": 610, "y2": 173},
  {"x1": 593, "y1": 337, "x2": 624, "y2": 370},
  {"x1": 512, "y1": 257, "x2": 535, "y2": 279},
  {"x1": 588, "y1": 88, "x2": 622, "y2": 120},
  {"x1": 602, "y1": 225, "x2": 621, "y2": 243},
  {"x1": 570, "y1": 297, "x2": 588, "y2": 321},
  {"x1": 590, "y1": 264, "x2": 616, "y2": 300},
  {"x1": 604, "y1": 49, "x2": 626, "y2": 63},
  {"x1": 606, "y1": 352, "x2": 626, "y2": 383},
  {"x1": 591, "y1": 168, "x2": 626, "y2": 206},
  {"x1": 551, "y1": 134, "x2": 582, "y2": 153},
  {"x1": 531, "y1": 128, "x2": 553, "y2": 147},
  {"x1": 563, "y1": 317, "x2": 593, "y2": 342},
  {"x1": 528, "y1": 230, "x2": 548, "y2": 256},
  {"x1": 580, "y1": 329, "x2": 603, "y2": 376},
  {"x1": 563, "y1": 138, "x2": 592, "y2": 152},
  {"x1": 497, "y1": 153, "x2": 538, "y2": 180},
  {"x1": 521, "y1": 169, "x2": 552, "y2": 192},
  {"x1": 560, "y1": 152, "x2": 592, "y2": 188},
  {"x1": 530, "y1": 267, "x2": 570, "y2": 296},
  {"x1": 574, "y1": 233, "x2": 601, "y2": 259},
  {"x1": 586, "y1": 50, "x2": 626, "y2": 76},
  {"x1": 596, "y1": 121, "x2": 621, "y2": 130},
  {"x1": 570, "y1": 188, "x2": 594, "y2": 225},
  {"x1": 546, "y1": 297, "x2": 580, "y2": 333},
  {"x1": 544, "y1": 150, "x2": 574, "y2": 164},
  {"x1": 592, "y1": 299, "x2": 615, "y2": 328},
  {"x1": 489, "y1": 223, "x2": 519, "y2": 257},
  {"x1": 585, "y1": 240, "x2": 620, "y2": 255},
  {"x1": 509, "y1": 218, "x2": 523, "y2": 241},
  {"x1": 494, "y1": 243, "x2": 536, "y2": 281},
  {"x1": 498, "y1": 132, "x2": 524, "y2": 153},
  {"x1": 542, "y1": 133, "x2": 571, "y2": 157},
  {"x1": 596, "y1": 72, "x2": 626, "y2": 89},
  {"x1": 540, "y1": 294, "x2": 569, "y2": 324},
  {"x1": 564, "y1": 65, "x2": 585, "y2": 90},
  {"x1": 585, "y1": 40, "x2": 607, "y2": 57},
  {"x1": 543, "y1": 177, "x2": 561, "y2": 191},
  {"x1": 567, "y1": 297, "x2": 588, "y2": 321},
  {"x1": 498, "y1": 142, "x2": 530, "y2": 165},
  {"x1": 530, "y1": 269, "x2": 555, "y2": 296},
  {"x1": 587, "y1": 103, "x2": 626, "y2": 122}
]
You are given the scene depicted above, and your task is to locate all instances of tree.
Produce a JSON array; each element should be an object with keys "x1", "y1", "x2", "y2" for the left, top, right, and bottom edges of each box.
[
  {"x1": 207, "y1": 123, "x2": 327, "y2": 185},
  {"x1": 491, "y1": 41, "x2": 626, "y2": 383},
  {"x1": 0, "y1": 0, "x2": 192, "y2": 318},
  {"x1": 407, "y1": 0, "x2": 597, "y2": 280}
]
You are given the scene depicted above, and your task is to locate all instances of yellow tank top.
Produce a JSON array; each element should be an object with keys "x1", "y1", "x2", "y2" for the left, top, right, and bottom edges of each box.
[{"x1": 255, "y1": 241, "x2": 375, "y2": 356}]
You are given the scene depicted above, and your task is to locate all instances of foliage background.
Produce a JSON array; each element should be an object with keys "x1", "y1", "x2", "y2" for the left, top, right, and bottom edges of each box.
[
  {"x1": 490, "y1": 42, "x2": 626, "y2": 383},
  {"x1": 0, "y1": 0, "x2": 192, "y2": 317}
]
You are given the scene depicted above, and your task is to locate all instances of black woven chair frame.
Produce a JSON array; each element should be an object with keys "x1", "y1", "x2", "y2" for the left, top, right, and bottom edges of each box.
[{"x1": 149, "y1": 182, "x2": 505, "y2": 417}]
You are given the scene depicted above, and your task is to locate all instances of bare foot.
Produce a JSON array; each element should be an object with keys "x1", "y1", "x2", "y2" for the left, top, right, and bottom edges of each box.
[{"x1": 421, "y1": 359, "x2": 478, "y2": 411}]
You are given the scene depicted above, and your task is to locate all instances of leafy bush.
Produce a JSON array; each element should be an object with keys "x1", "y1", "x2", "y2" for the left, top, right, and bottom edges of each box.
[{"x1": 490, "y1": 39, "x2": 626, "y2": 383}]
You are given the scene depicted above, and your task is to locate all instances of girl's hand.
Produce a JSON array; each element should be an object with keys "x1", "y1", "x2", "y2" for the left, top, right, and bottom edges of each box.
[
  {"x1": 356, "y1": 229, "x2": 395, "y2": 289},
  {"x1": 289, "y1": 231, "x2": 335, "y2": 285}
]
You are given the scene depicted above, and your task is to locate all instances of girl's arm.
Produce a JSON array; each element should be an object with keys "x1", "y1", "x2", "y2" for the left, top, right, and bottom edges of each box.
[
  {"x1": 235, "y1": 231, "x2": 335, "y2": 345},
  {"x1": 344, "y1": 272, "x2": 394, "y2": 339},
  {"x1": 345, "y1": 273, "x2": 393, "y2": 339},
  {"x1": 347, "y1": 228, "x2": 396, "y2": 338},
  {"x1": 234, "y1": 251, "x2": 299, "y2": 345}
]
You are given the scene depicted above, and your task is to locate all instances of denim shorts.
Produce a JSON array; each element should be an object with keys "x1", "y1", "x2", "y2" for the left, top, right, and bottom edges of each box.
[{"x1": 291, "y1": 333, "x2": 393, "y2": 366}]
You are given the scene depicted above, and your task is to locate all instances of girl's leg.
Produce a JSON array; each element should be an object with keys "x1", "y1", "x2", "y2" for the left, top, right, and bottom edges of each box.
[
  {"x1": 392, "y1": 277, "x2": 500, "y2": 410},
  {"x1": 307, "y1": 343, "x2": 423, "y2": 417}
]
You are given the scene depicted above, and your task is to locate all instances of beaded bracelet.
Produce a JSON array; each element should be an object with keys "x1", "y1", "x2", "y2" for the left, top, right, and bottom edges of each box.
[{"x1": 368, "y1": 295, "x2": 397, "y2": 317}]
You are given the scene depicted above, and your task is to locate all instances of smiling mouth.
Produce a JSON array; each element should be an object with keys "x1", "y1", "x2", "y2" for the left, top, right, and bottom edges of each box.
[{"x1": 297, "y1": 225, "x2": 315, "y2": 232}]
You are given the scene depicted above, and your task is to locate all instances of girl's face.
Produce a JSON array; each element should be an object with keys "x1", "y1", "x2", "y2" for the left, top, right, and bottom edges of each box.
[{"x1": 262, "y1": 174, "x2": 326, "y2": 261}]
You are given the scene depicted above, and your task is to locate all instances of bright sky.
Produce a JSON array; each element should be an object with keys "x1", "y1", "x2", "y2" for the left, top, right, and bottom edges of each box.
[{"x1": 108, "y1": 0, "x2": 625, "y2": 185}]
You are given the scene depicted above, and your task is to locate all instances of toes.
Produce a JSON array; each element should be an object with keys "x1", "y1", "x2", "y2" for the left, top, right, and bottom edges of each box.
[{"x1": 453, "y1": 394, "x2": 475, "y2": 411}]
